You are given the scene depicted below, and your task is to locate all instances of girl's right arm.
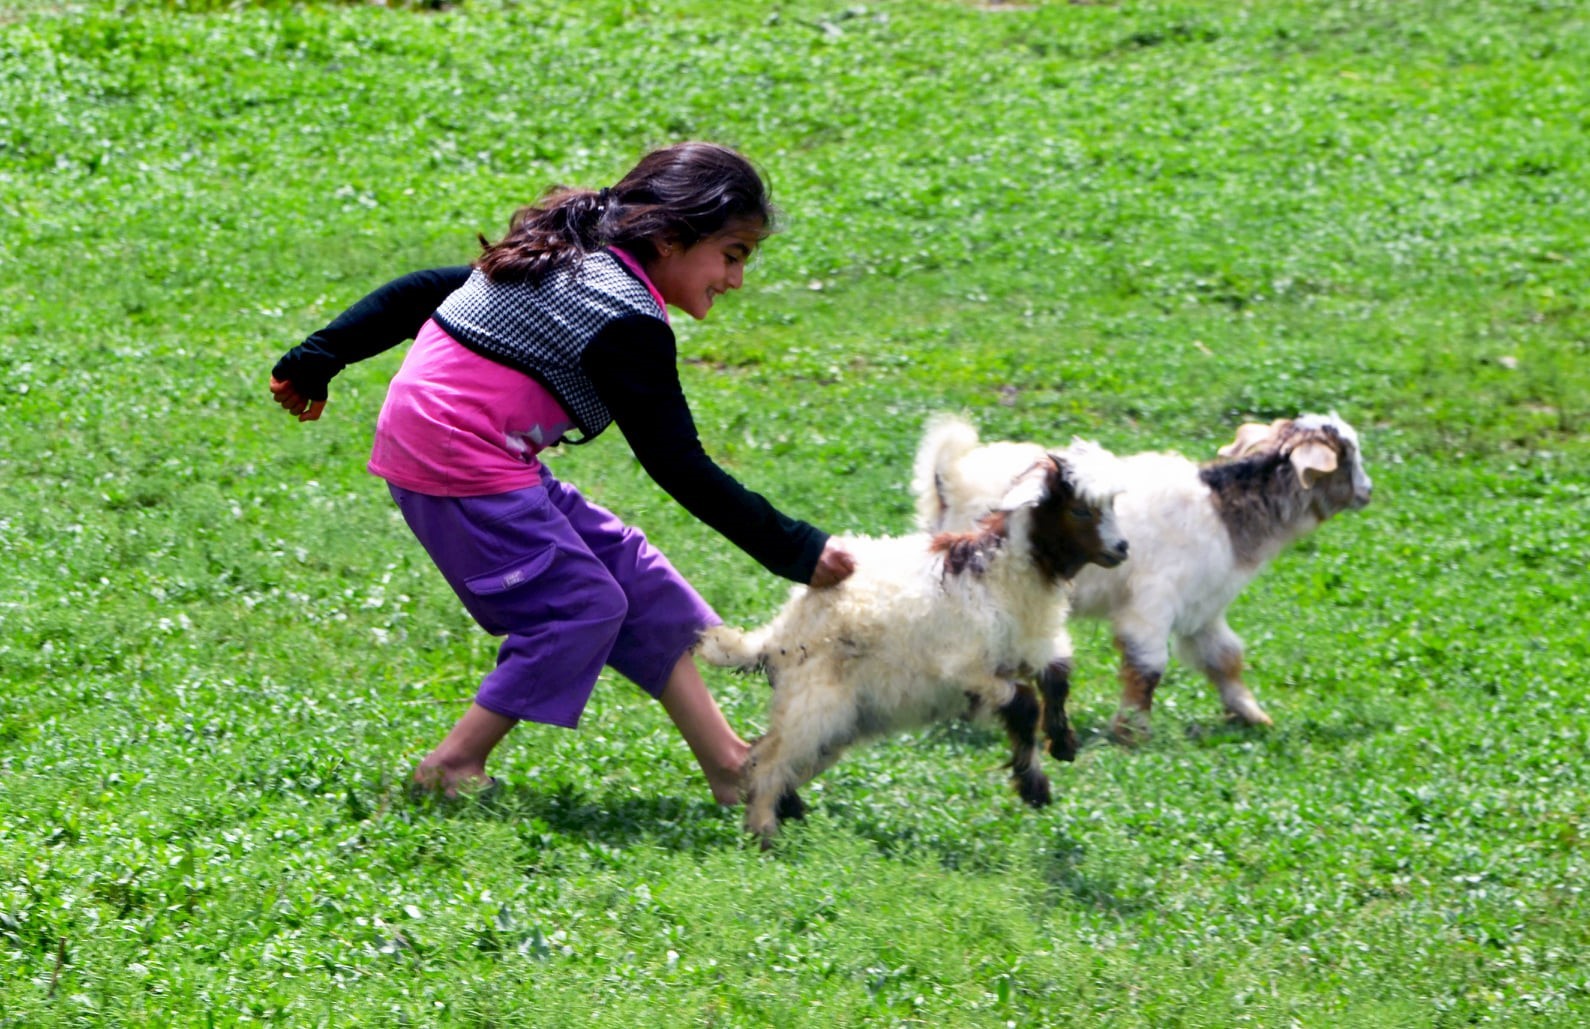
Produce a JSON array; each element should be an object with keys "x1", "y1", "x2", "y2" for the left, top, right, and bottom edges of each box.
[
  {"x1": 585, "y1": 316, "x2": 844, "y2": 585},
  {"x1": 270, "y1": 266, "x2": 473, "y2": 419}
]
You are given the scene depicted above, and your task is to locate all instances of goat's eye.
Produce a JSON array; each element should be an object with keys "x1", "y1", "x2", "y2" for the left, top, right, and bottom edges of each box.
[{"x1": 1070, "y1": 506, "x2": 1095, "y2": 520}]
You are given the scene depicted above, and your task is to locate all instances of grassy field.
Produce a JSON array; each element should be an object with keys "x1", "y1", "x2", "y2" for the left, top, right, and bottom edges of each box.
[{"x1": 2, "y1": 0, "x2": 1587, "y2": 1024}]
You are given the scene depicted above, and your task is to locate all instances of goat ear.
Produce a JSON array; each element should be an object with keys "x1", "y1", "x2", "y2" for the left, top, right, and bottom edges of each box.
[
  {"x1": 1218, "y1": 421, "x2": 1281, "y2": 459},
  {"x1": 1289, "y1": 440, "x2": 1339, "y2": 488},
  {"x1": 997, "y1": 458, "x2": 1056, "y2": 512}
]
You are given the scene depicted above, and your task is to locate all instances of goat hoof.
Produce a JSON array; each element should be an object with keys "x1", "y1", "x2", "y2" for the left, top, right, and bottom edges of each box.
[
  {"x1": 1046, "y1": 729, "x2": 1079, "y2": 763},
  {"x1": 1226, "y1": 705, "x2": 1274, "y2": 728},
  {"x1": 775, "y1": 789, "x2": 807, "y2": 822},
  {"x1": 745, "y1": 817, "x2": 779, "y2": 847},
  {"x1": 1016, "y1": 771, "x2": 1052, "y2": 808},
  {"x1": 744, "y1": 792, "x2": 781, "y2": 845},
  {"x1": 1110, "y1": 713, "x2": 1151, "y2": 746}
]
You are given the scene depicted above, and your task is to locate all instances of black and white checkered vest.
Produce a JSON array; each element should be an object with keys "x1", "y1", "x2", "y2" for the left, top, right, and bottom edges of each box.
[{"x1": 431, "y1": 249, "x2": 664, "y2": 443}]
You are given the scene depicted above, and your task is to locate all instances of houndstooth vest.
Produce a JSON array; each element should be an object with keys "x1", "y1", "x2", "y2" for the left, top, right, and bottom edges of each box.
[{"x1": 431, "y1": 250, "x2": 664, "y2": 443}]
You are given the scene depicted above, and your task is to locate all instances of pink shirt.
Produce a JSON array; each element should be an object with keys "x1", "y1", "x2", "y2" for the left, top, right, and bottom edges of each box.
[
  {"x1": 369, "y1": 319, "x2": 576, "y2": 495},
  {"x1": 368, "y1": 249, "x2": 667, "y2": 497}
]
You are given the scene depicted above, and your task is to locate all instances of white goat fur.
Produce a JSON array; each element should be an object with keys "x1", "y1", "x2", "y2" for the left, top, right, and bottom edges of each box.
[
  {"x1": 913, "y1": 413, "x2": 1372, "y2": 742},
  {"x1": 698, "y1": 440, "x2": 1127, "y2": 843}
]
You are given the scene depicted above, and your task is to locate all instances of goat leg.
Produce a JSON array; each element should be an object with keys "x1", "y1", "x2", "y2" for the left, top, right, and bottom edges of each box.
[
  {"x1": 1179, "y1": 622, "x2": 1273, "y2": 727},
  {"x1": 997, "y1": 682, "x2": 1051, "y2": 807},
  {"x1": 774, "y1": 788, "x2": 807, "y2": 822},
  {"x1": 742, "y1": 735, "x2": 794, "y2": 846},
  {"x1": 743, "y1": 718, "x2": 849, "y2": 846},
  {"x1": 1037, "y1": 659, "x2": 1079, "y2": 762},
  {"x1": 1111, "y1": 646, "x2": 1162, "y2": 745}
]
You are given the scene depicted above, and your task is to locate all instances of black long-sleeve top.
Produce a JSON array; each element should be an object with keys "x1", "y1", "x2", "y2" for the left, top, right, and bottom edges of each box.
[{"x1": 272, "y1": 267, "x2": 827, "y2": 584}]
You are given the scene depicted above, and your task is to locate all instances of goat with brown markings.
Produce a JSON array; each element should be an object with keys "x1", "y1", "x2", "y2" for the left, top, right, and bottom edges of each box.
[
  {"x1": 914, "y1": 413, "x2": 1372, "y2": 755},
  {"x1": 697, "y1": 440, "x2": 1128, "y2": 846}
]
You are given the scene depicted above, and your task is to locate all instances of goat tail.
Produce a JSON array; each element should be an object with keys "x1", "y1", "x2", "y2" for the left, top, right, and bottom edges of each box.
[
  {"x1": 911, "y1": 413, "x2": 982, "y2": 532},
  {"x1": 695, "y1": 624, "x2": 768, "y2": 671}
]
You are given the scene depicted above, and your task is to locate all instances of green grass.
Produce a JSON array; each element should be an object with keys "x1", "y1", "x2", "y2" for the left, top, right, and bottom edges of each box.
[{"x1": 2, "y1": 0, "x2": 1587, "y2": 1024}]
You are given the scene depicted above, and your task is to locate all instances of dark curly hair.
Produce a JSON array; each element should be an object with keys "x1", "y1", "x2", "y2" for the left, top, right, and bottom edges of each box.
[{"x1": 475, "y1": 142, "x2": 777, "y2": 283}]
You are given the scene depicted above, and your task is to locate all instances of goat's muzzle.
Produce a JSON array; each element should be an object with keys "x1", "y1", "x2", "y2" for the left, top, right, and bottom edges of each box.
[{"x1": 1096, "y1": 540, "x2": 1129, "y2": 568}]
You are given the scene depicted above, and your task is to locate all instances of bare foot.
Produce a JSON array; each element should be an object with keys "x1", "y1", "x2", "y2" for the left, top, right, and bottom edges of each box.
[
  {"x1": 412, "y1": 758, "x2": 494, "y2": 798},
  {"x1": 704, "y1": 740, "x2": 751, "y2": 806}
]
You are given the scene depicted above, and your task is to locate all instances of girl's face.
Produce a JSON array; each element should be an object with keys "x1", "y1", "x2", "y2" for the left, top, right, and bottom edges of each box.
[{"x1": 644, "y1": 222, "x2": 762, "y2": 320}]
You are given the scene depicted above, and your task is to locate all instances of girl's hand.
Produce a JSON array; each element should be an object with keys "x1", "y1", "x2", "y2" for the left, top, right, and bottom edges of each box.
[
  {"x1": 808, "y1": 539, "x2": 856, "y2": 589},
  {"x1": 270, "y1": 377, "x2": 326, "y2": 422}
]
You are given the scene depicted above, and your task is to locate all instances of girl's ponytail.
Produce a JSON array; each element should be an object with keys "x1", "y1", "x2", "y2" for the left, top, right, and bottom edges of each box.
[
  {"x1": 474, "y1": 187, "x2": 610, "y2": 282},
  {"x1": 475, "y1": 142, "x2": 775, "y2": 284}
]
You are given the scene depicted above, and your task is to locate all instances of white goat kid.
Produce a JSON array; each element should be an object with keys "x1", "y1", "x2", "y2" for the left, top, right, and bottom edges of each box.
[
  {"x1": 914, "y1": 413, "x2": 1372, "y2": 754},
  {"x1": 697, "y1": 441, "x2": 1128, "y2": 845}
]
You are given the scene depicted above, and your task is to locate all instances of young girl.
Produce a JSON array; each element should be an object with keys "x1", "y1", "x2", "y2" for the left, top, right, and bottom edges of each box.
[{"x1": 269, "y1": 142, "x2": 855, "y2": 804}]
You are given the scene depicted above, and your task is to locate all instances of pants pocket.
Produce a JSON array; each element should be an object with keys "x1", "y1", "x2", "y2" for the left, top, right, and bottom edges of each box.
[{"x1": 464, "y1": 545, "x2": 557, "y2": 596}]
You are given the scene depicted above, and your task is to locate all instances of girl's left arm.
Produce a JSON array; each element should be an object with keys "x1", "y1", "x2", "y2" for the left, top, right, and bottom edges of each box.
[{"x1": 272, "y1": 266, "x2": 473, "y2": 406}]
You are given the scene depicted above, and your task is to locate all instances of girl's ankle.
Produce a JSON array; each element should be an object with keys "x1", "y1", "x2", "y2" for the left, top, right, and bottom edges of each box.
[{"x1": 705, "y1": 745, "x2": 750, "y2": 806}]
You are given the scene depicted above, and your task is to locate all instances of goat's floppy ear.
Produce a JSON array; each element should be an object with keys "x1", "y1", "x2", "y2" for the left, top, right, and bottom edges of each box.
[
  {"x1": 1218, "y1": 419, "x2": 1287, "y2": 459},
  {"x1": 1289, "y1": 440, "x2": 1339, "y2": 489},
  {"x1": 997, "y1": 457, "x2": 1058, "y2": 512}
]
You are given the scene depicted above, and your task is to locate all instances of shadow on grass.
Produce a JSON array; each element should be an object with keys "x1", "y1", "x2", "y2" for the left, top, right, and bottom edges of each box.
[
  {"x1": 1183, "y1": 714, "x2": 1392, "y2": 751},
  {"x1": 925, "y1": 709, "x2": 1394, "y2": 756},
  {"x1": 365, "y1": 714, "x2": 1392, "y2": 873},
  {"x1": 396, "y1": 780, "x2": 739, "y2": 853},
  {"x1": 1039, "y1": 838, "x2": 1157, "y2": 916},
  {"x1": 913, "y1": 711, "x2": 1292, "y2": 760},
  {"x1": 821, "y1": 803, "x2": 1158, "y2": 916}
]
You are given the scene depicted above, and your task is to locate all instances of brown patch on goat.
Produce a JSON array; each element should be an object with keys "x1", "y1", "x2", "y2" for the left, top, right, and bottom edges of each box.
[
  {"x1": 1194, "y1": 641, "x2": 1245, "y2": 690},
  {"x1": 1183, "y1": 634, "x2": 1272, "y2": 726},
  {"x1": 930, "y1": 511, "x2": 1008, "y2": 577},
  {"x1": 931, "y1": 455, "x2": 1120, "y2": 583},
  {"x1": 1112, "y1": 644, "x2": 1162, "y2": 745},
  {"x1": 1037, "y1": 659, "x2": 1079, "y2": 762},
  {"x1": 1200, "y1": 423, "x2": 1350, "y2": 566},
  {"x1": 1026, "y1": 460, "x2": 1117, "y2": 586},
  {"x1": 996, "y1": 683, "x2": 1051, "y2": 808}
]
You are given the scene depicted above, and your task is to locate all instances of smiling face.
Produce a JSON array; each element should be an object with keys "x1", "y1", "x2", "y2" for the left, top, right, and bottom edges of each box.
[{"x1": 643, "y1": 221, "x2": 763, "y2": 320}]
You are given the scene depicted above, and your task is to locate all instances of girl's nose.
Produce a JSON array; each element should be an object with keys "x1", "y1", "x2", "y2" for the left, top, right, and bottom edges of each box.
[{"x1": 727, "y1": 263, "x2": 744, "y2": 290}]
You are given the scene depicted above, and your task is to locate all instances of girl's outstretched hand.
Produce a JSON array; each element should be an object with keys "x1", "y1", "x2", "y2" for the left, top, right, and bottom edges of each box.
[
  {"x1": 270, "y1": 377, "x2": 326, "y2": 422},
  {"x1": 808, "y1": 539, "x2": 856, "y2": 589}
]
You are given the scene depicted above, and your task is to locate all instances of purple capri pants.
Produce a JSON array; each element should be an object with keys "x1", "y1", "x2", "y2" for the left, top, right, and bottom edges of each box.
[{"x1": 389, "y1": 473, "x2": 720, "y2": 728}]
